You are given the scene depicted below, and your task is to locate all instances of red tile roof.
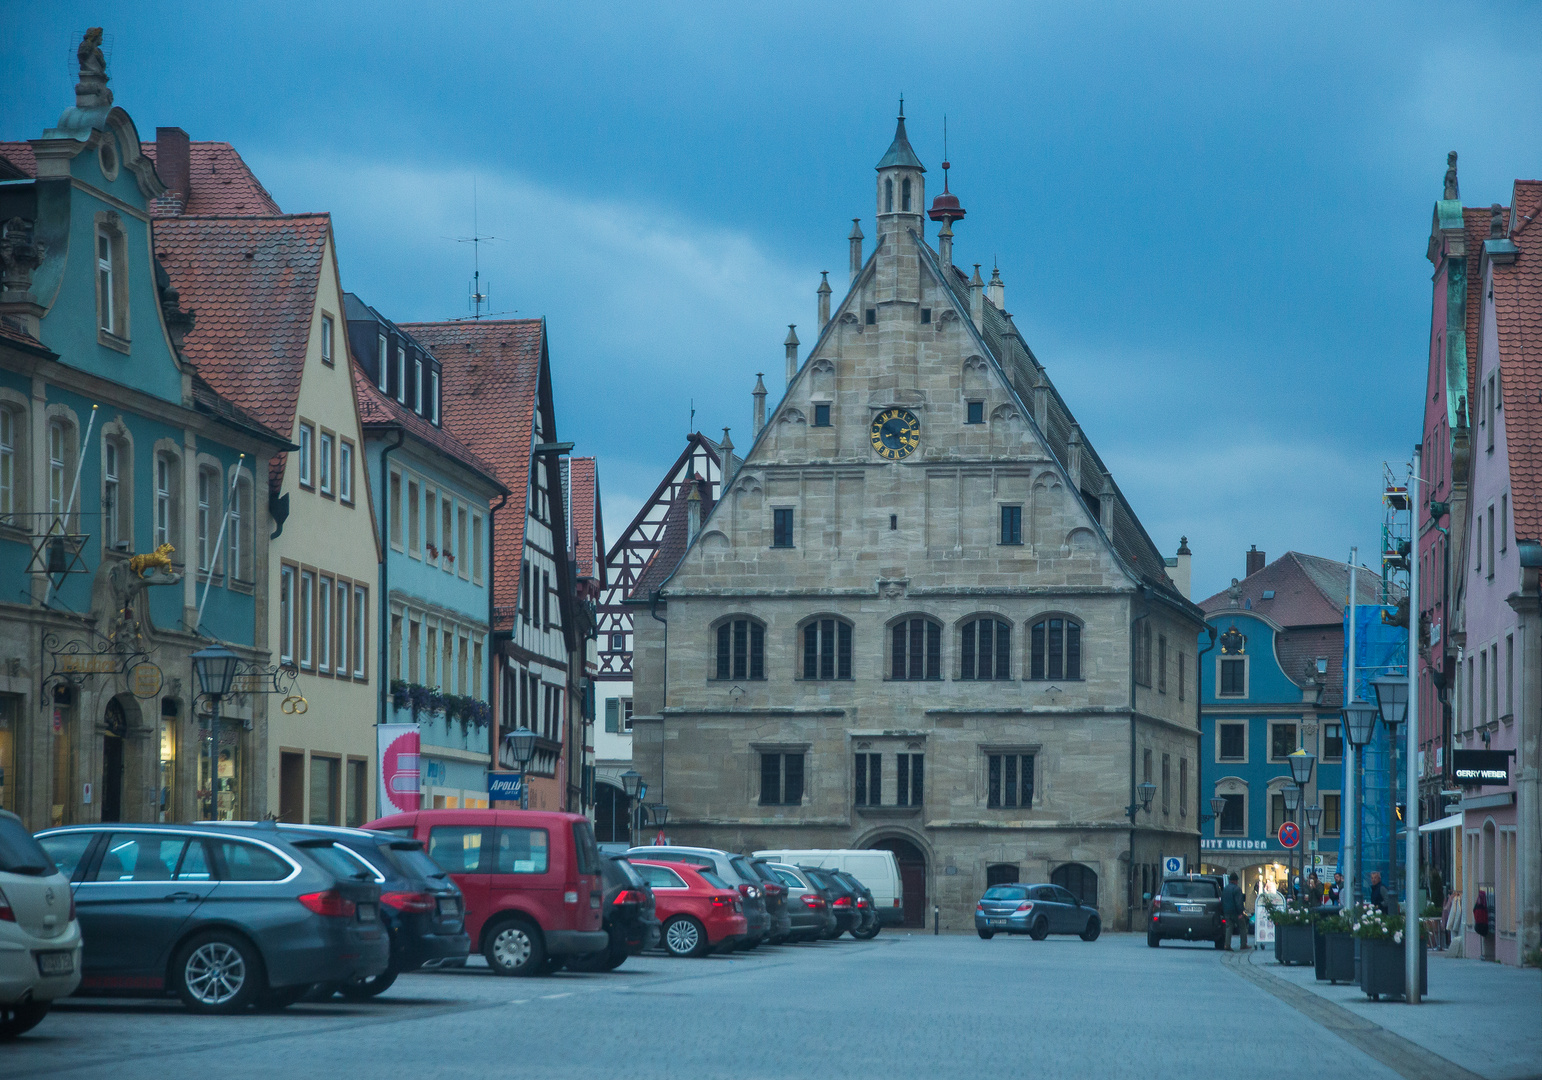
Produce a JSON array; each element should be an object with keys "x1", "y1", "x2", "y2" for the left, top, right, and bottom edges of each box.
[
  {"x1": 568, "y1": 456, "x2": 601, "y2": 582},
  {"x1": 152, "y1": 214, "x2": 332, "y2": 488},
  {"x1": 354, "y1": 370, "x2": 505, "y2": 493},
  {"x1": 1494, "y1": 180, "x2": 1542, "y2": 544},
  {"x1": 1463, "y1": 206, "x2": 1493, "y2": 416},
  {"x1": 631, "y1": 474, "x2": 714, "y2": 599},
  {"x1": 0, "y1": 140, "x2": 280, "y2": 216},
  {"x1": 400, "y1": 319, "x2": 545, "y2": 615},
  {"x1": 1197, "y1": 551, "x2": 1389, "y2": 627}
]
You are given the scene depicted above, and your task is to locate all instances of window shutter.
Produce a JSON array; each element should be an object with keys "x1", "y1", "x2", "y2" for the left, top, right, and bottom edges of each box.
[{"x1": 605, "y1": 697, "x2": 619, "y2": 733}]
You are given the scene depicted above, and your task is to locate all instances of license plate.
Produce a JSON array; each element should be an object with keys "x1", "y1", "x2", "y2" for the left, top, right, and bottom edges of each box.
[
  {"x1": 1179, "y1": 905, "x2": 1202, "y2": 913},
  {"x1": 356, "y1": 903, "x2": 377, "y2": 922},
  {"x1": 989, "y1": 919, "x2": 1011, "y2": 927},
  {"x1": 36, "y1": 951, "x2": 74, "y2": 976}
]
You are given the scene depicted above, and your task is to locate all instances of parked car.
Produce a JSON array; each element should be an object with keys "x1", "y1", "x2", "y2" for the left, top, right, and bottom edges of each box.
[
  {"x1": 801, "y1": 866, "x2": 859, "y2": 938},
  {"x1": 828, "y1": 868, "x2": 881, "y2": 939},
  {"x1": 567, "y1": 855, "x2": 660, "y2": 972},
  {"x1": 734, "y1": 854, "x2": 791, "y2": 944},
  {"x1": 974, "y1": 883, "x2": 1101, "y2": 941},
  {"x1": 35, "y1": 822, "x2": 388, "y2": 1012},
  {"x1": 1146, "y1": 874, "x2": 1225, "y2": 948},
  {"x1": 0, "y1": 811, "x2": 81, "y2": 1038},
  {"x1": 626, "y1": 846, "x2": 769, "y2": 948},
  {"x1": 760, "y1": 862, "x2": 836, "y2": 942},
  {"x1": 629, "y1": 859, "x2": 746, "y2": 957},
  {"x1": 270, "y1": 824, "x2": 469, "y2": 996},
  {"x1": 753, "y1": 848, "x2": 905, "y2": 927},
  {"x1": 368, "y1": 808, "x2": 607, "y2": 977}
]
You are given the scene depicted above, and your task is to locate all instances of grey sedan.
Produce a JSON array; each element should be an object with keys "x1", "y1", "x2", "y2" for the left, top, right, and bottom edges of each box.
[{"x1": 975, "y1": 884, "x2": 1101, "y2": 941}]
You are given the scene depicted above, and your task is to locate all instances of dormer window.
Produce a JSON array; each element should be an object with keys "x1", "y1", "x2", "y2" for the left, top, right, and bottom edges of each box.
[
  {"x1": 377, "y1": 334, "x2": 388, "y2": 393},
  {"x1": 396, "y1": 343, "x2": 407, "y2": 404},
  {"x1": 885, "y1": 178, "x2": 894, "y2": 213},
  {"x1": 901, "y1": 177, "x2": 912, "y2": 212},
  {"x1": 430, "y1": 369, "x2": 441, "y2": 425},
  {"x1": 414, "y1": 356, "x2": 424, "y2": 414}
]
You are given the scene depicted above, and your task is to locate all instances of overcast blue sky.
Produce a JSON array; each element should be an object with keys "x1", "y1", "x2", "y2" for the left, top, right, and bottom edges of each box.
[{"x1": 9, "y1": 2, "x2": 1542, "y2": 600}]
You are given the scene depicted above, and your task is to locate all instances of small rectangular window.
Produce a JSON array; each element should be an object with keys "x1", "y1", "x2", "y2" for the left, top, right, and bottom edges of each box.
[
  {"x1": 300, "y1": 570, "x2": 315, "y2": 669},
  {"x1": 397, "y1": 344, "x2": 407, "y2": 404},
  {"x1": 335, "y1": 581, "x2": 349, "y2": 680},
  {"x1": 318, "y1": 575, "x2": 332, "y2": 673},
  {"x1": 389, "y1": 471, "x2": 403, "y2": 547},
  {"x1": 320, "y1": 314, "x2": 334, "y2": 365},
  {"x1": 895, "y1": 753, "x2": 923, "y2": 807},
  {"x1": 1270, "y1": 722, "x2": 1298, "y2": 761},
  {"x1": 430, "y1": 369, "x2": 441, "y2": 424},
  {"x1": 1323, "y1": 722, "x2": 1343, "y2": 760},
  {"x1": 967, "y1": 401, "x2": 984, "y2": 424},
  {"x1": 1322, "y1": 793, "x2": 1342, "y2": 835},
  {"x1": 986, "y1": 754, "x2": 1034, "y2": 809},
  {"x1": 414, "y1": 357, "x2": 424, "y2": 414},
  {"x1": 339, "y1": 440, "x2": 354, "y2": 503},
  {"x1": 760, "y1": 752, "x2": 805, "y2": 806},
  {"x1": 1219, "y1": 723, "x2": 1246, "y2": 761},
  {"x1": 279, "y1": 565, "x2": 295, "y2": 664},
  {"x1": 353, "y1": 585, "x2": 368, "y2": 679},
  {"x1": 298, "y1": 424, "x2": 314, "y2": 488},
  {"x1": 319, "y1": 431, "x2": 334, "y2": 496},
  {"x1": 999, "y1": 505, "x2": 1022, "y2": 545},
  {"x1": 407, "y1": 479, "x2": 420, "y2": 555},
  {"x1": 377, "y1": 334, "x2": 389, "y2": 392},
  {"x1": 1218, "y1": 794, "x2": 1245, "y2": 836},
  {"x1": 1219, "y1": 658, "x2": 1246, "y2": 696},
  {"x1": 1158, "y1": 635, "x2": 1167, "y2": 693},
  {"x1": 921, "y1": 308, "x2": 931, "y2": 324},
  {"x1": 813, "y1": 403, "x2": 831, "y2": 427},
  {"x1": 97, "y1": 231, "x2": 115, "y2": 333},
  {"x1": 472, "y1": 513, "x2": 484, "y2": 584},
  {"x1": 772, "y1": 507, "x2": 794, "y2": 548},
  {"x1": 309, "y1": 756, "x2": 341, "y2": 826},
  {"x1": 854, "y1": 753, "x2": 881, "y2": 806}
]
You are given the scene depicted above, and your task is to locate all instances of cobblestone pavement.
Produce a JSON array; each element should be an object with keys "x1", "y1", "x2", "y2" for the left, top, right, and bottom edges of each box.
[{"x1": 7, "y1": 932, "x2": 1516, "y2": 1080}]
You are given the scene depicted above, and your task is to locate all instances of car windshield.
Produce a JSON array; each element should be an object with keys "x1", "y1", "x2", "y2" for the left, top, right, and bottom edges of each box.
[
  {"x1": 983, "y1": 886, "x2": 1028, "y2": 901},
  {"x1": 729, "y1": 856, "x2": 759, "y2": 883},
  {"x1": 611, "y1": 858, "x2": 647, "y2": 888},
  {"x1": 387, "y1": 844, "x2": 449, "y2": 882},
  {"x1": 1163, "y1": 881, "x2": 1219, "y2": 899},
  {"x1": 699, "y1": 868, "x2": 731, "y2": 889},
  {"x1": 0, "y1": 818, "x2": 51, "y2": 876}
]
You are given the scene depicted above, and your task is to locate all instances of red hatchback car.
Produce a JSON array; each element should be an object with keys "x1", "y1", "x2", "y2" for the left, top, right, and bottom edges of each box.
[
  {"x1": 367, "y1": 809, "x2": 606, "y2": 976},
  {"x1": 629, "y1": 860, "x2": 747, "y2": 957}
]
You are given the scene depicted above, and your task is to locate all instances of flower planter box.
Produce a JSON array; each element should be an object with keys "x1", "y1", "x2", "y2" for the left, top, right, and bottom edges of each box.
[
  {"x1": 1274, "y1": 924, "x2": 1314, "y2": 966},
  {"x1": 1357, "y1": 939, "x2": 1428, "y2": 1000},
  {"x1": 1317, "y1": 932, "x2": 1355, "y2": 984}
]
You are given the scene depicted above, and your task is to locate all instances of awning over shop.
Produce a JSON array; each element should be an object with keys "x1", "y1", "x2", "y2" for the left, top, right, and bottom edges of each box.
[{"x1": 1418, "y1": 813, "x2": 1463, "y2": 833}]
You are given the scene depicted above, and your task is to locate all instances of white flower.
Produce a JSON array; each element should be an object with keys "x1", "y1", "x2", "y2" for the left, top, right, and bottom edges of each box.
[{"x1": 1394, "y1": 931, "x2": 1403, "y2": 943}]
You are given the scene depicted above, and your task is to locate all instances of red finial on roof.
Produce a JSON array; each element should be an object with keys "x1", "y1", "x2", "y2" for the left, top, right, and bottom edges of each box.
[{"x1": 929, "y1": 117, "x2": 965, "y2": 224}]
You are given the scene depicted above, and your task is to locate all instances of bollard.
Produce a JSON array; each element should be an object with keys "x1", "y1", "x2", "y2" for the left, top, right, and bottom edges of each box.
[{"x1": 933, "y1": 905, "x2": 939, "y2": 935}]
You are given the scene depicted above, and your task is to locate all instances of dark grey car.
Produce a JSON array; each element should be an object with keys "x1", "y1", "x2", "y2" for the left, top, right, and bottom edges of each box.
[{"x1": 37, "y1": 823, "x2": 389, "y2": 1012}]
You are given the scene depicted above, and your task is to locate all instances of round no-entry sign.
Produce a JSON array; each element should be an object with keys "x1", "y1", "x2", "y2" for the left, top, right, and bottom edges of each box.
[{"x1": 1278, "y1": 821, "x2": 1301, "y2": 848}]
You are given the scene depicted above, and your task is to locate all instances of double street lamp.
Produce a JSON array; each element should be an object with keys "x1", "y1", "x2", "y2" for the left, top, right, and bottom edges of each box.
[
  {"x1": 1371, "y1": 674, "x2": 1410, "y2": 903},
  {"x1": 1285, "y1": 747, "x2": 1315, "y2": 898},
  {"x1": 191, "y1": 644, "x2": 241, "y2": 822},
  {"x1": 1341, "y1": 700, "x2": 1380, "y2": 906}
]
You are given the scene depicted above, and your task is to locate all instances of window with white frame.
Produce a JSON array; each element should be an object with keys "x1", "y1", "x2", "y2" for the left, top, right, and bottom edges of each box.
[
  {"x1": 318, "y1": 575, "x2": 333, "y2": 673},
  {"x1": 353, "y1": 585, "x2": 368, "y2": 678},
  {"x1": 414, "y1": 357, "x2": 423, "y2": 414},
  {"x1": 321, "y1": 314, "x2": 334, "y2": 366},
  {"x1": 335, "y1": 580, "x2": 350, "y2": 679},
  {"x1": 396, "y1": 345, "x2": 407, "y2": 404},
  {"x1": 319, "y1": 431, "x2": 334, "y2": 495},
  {"x1": 48, "y1": 420, "x2": 68, "y2": 525},
  {"x1": 102, "y1": 439, "x2": 122, "y2": 549},
  {"x1": 230, "y1": 476, "x2": 250, "y2": 580},
  {"x1": 430, "y1": 369, "x2": 440, "y2": 424},
  {"x1": 407, "y1": 478, "x2": 421, "y2": 556},
  {"x1": 196, "y1": 466, "x2": 219, "y2": 572},
  {"x1": 457, "y1": 505, "x2": 469, "y2": 577},
  {"x1": 378, "y1": 334, "x2": 388, "y2": 392},
  {"x1": 279, "y1": 565, "x2": 295, "y2": 664},
  {"x1": 155, "y1": 452, "x2": 176, "y2": 549},
  {"x1": 300, "y1": 569, "x2": 315, "y2": 670},
  {"x1": 471, "y1": 512, "x2": 484, "y2": 584},
  {"x1": 339, "y1": 440, "x2": 354, "y2": 503},
  {"x1": 97, "y1": 230, "x2": 115, "y2": 333}
]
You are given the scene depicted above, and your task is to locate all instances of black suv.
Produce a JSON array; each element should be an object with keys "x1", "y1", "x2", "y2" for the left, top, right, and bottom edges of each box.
[
  {"x1": 569, "y1": 855, "x2": 660, "y2": 972},
  {"x1": 272, "y1": 825, "x2": 469, "y2": 996},
  {"x1": 1147, "y1": 874, "x2": 1226, "y2": 948},
  {"x1": 802, "y1": 867, "x2": 860, "y2": 938}
]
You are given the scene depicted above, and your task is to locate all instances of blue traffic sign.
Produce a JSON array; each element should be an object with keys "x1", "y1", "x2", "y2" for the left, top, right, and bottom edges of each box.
[
  {"x1": 1277, "y1": 821, "x2": 1300, "y2": 849},
  {"x1": 488, "y1": 773, "x2": 524, "y2": 800}
]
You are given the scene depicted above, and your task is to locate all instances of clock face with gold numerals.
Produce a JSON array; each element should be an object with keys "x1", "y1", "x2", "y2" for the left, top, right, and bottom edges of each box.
[{"x1": 870, "y1": 408, "x2": 921, "y2": 460}]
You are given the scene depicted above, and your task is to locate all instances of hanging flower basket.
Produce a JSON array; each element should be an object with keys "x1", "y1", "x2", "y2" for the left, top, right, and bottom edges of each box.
[{"x1": 390, "y1": 680, "x2": 411, "y2": 712}]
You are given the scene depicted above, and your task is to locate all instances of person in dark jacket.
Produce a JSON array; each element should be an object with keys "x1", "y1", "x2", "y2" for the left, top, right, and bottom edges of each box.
[
  {"x1": 1328, "y1": 872, "x2": 1344, "y2": 906},
  {"x1": 1369, "y1": 870, "x2": 1387, "y2": 913},
  {"x1": 1222, "y1": 873, "x2": 1247, "y2": 950}
]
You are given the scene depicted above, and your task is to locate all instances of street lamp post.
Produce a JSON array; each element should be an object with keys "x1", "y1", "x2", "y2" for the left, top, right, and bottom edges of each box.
[
  {"x1": 620, "y1": 769, "x2": 642, "y2": 846},
  {"x1": 1285, "y1": 748, "x2": 1315, "y2": 898},
  {"x1": 1305, "y1": 803, "x2": 1323, "y2": 894},
  {"x1": 649, "y1": 802, "x2": 669, "y2": 844},
  {"x1": 1283, "y1": 783, "x2": 1302, "y2": 895},
  {"x1": 1343, "y1": 701, "x2": 1380, "y2": 907},
  {"x1": 190, "y1": 644, "x2": 241, "y2": 822},
  {"x1": 1372, "y1": 673, "x2": 1410, "y2": 900},
  {"x1": 505, "y1": 727, "x2": 538, "y2": 810},
  {"x1": 1373, "y1": 657, "x2": 1418, "y2": 1005}
]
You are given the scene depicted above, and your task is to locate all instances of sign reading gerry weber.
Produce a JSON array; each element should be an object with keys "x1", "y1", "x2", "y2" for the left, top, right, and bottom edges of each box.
[{"x1": 1452, "y1": 749, "x2": 1511, "y2": 786}]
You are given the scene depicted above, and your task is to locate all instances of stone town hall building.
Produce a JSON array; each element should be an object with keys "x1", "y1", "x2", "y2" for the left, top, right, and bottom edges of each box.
[{"x1": 630, "y1": 112, "x2": 1204, "y2": 931}]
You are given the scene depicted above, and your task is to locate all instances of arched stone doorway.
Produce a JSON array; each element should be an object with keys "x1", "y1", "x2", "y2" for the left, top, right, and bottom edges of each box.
[
  {"x1": 101, "y1": 695, "x2": 134, "y2": 823},
  {"x1": 593, "y1": 782, "x2": 633, "y2": 844},
  {"x1": 986, "y1": 863, "x2": 1020, "y2": 887},
  {"x1": 870, "y1": 836, "x2": 927, "y2": 928},
  {"x1": 1051, "y1": 862, "x2": 1098, "y2": 908}
]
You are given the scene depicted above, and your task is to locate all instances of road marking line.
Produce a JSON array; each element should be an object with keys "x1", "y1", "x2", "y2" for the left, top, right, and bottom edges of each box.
[
  {"x1": 1220, "y1": 949, "x2": 1484, "y2": 1080},
  {"x1": 508, "y1": 999, "x2": 528, "y2": 1005},
  {"x1": 539, "y1": 992, "x2": 573, "y2": 1000}
]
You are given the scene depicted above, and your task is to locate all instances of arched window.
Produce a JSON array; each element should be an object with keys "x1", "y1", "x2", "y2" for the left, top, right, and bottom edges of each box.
[
  {"x1": 901, "y1": 176, "x2": 912, "y2": 212},
  {"x1": 48, "y1": 419, "x2": 70, "y2": 524},
  {"x1": 802, "y1": 617, "x2": 852, "y2": 680},
  {"x1": 885, "y1": 178, "x2": 894, "y2": 213},
  {"x1": 101, "y1": 435, "x2": 132, "y2": 551},
  {"x1": 197, "y1": 464, "x2": 221, "y2": 573},
  {"x1": 986, "y1": 863, "x2": 1020, "y2": 887},
  {"x1": 154, "y1": 450, "x2": 180, "y2": 550},
  {"x1": 1051, "y1": 862, "x2": 1098, "y2": 907},
  {"x1": 959, "y1": 619, "x2": 1012, "y2": 680},
  {"x1": 715, "y1": 617, "x2": 765, "y2": 681},
  {"x1": 891, "y1": 617, "x2": 941, "y2": 680},
  {"x1": 1030, "y1": 616, "x2": 1082, "y2": 681}
]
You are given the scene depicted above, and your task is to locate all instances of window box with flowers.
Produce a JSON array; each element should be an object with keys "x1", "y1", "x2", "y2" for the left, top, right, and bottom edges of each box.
[{"x1": 1350, "y1": 904, "x2": 1427, "y2": 1000}]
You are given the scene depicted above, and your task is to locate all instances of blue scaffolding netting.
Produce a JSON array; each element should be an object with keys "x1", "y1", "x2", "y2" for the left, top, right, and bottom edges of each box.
[{"x1": 1340, "y1": 604, "x2": 1408, "y2": 897}]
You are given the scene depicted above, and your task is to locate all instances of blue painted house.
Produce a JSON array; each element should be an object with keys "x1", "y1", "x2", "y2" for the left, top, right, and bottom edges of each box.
[
  {"x1": 346, "y1": 295, "x2": 507, "y2": 809},
  {"x1": 1196, "y1": 550, "x2": 1379, "y2": 909},
  {"x1": 0, "y1": 35, "x2": 290, "y2": 828}
]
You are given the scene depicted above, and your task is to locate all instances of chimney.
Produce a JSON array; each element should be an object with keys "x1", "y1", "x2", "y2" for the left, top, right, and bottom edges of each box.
[
  {"x1": 720, "y1": 427, "x2": 736, "y2": 491},
  {"x1": 969, "y1": 264, "x2": 985, "y2": 329},
  {"x1": 987, "y1": 262, "x2": 1005, "y2": 309},
  {"x1": 686, "y1": 480, "x2": 702, "y2": 544},
  {"x1": 849, "y1": 219, "x2": 864, "y2": 282},
  {"x1": 752, "y1": 373, "x2": 767, "y2": 437},
  {"x1": 155, "y1": 127, "x2": 191, "y2": 215},
  {"x1": 937, "y1": 219, "x2": 953, "y2": 273},
  {"x1": 784, "y1": 325, "x2": 799, "y2": 387},
  {"x1": 817, "y1": 272, "x2": 831, "y2": 329},
  {"x1": 1245, "y1": 545, "x2": 1265, "y2": 578},
  {"x1": 1167, "y1": 536, "x2": 1192, "y2": 600}
]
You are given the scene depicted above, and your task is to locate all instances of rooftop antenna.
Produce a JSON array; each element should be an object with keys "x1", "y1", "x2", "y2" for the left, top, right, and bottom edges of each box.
[
  {"x1": 690, "y1": 398, "x2": 696, "y2": 433},
  {"x1": 445, "y1": 177, "x2": 504, "y2": 320}
]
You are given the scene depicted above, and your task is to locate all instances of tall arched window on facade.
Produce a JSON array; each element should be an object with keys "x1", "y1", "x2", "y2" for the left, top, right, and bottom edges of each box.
[
  {"x1": 716, "y1": 617, "x2": 766, "y2": 681},
  {"x1": 885, "y1": 178, "x2": 894, "y2": 213},
  {"x1": 802, "y1": 617, "x2": 853, "y2": 680},
  {"x1": 1029, "y1": 616, "x2": 1082, "y2": 680},
  {"x1": 959, "y1": 618, "x2": 1012, "y2": 680},
  {"x1": 901, "y1": 176, "x2": 912, "y2": 211},
  {"x1": 891, "y1": 617, "x2": 941, "y2": 680}
]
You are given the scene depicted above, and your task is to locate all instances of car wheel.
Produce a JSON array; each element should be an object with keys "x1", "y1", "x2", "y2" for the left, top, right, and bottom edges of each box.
[
  {"x1": 173, "y1": 930, "x2": 264, "y2": 1013},
  {"x1": 602, "y1": 940, "x2": 629, "y2": 970},
  {"x1": 337, "y1": 967, "x2": 400, "y2": 999},
  {"x1": 1028, "y1": 917, "x2": 1049, "y2": 941},
  {"x1": 485, "y1": 918, "x2": 545, "y2": 977},
  {"x1": 977, "y1": 929, "x2": 994, "y2": 939},
  {"x1": 662, "y1": 916, "x2": 707, "y2": 958},
  {"x1": 1080, "y1": 916, "x2": 1101, "y2": 942},
  {"x1": 0, "y1": 1003, "x2": 49, "y2": 1040},
  {"x1": 1148, "y1": 931, "x2": 1161, "y2": 947},
  {"x1": 853, "y1": 922, "x2": 881, "y2": 940}
]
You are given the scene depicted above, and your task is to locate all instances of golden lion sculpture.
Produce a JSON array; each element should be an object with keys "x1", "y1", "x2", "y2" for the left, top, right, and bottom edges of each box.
[{"x1": 130, "y1": 544, "x2": 176, "y2": 577}]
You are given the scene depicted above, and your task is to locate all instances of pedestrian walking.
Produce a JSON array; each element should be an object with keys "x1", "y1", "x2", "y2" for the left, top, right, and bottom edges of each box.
[
  {"x1": 1223, "y1": 872, "x2": 1247, "y2": 950},
  {"x1": 1370, "y1": 870, "x2": 1387, "y2": 913},
  {"x1": 1306, "y1": 872, "x2": 1323, "y2": 904},
  {"x1": 1328, "y1": 872, "x2": 1344, "y2": 907},
  {"x1": 1446, "y1": 890, "x2": 1465, "y2": 957}
]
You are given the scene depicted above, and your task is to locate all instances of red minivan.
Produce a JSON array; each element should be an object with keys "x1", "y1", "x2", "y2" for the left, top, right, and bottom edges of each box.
[{"x1": 367, "y1": 809, "x2": 606, "y2": 976}]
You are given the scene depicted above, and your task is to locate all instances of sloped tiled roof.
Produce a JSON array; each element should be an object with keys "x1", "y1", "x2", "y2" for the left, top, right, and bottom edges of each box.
[
  {"x1": 354, "y1": 369, "x2": 504, "y2": 494},
  {"x1": 632, "y1": 474, "x2": 714, "y2": 599},
  {"x1": 568, "y1": 456, "x2": 601, "y2": 581},
  {"x1": 1197, "y1": 551, "x2": 1390, "y2": 627},
  {"x1": 152, "y1": 215, "x2": 331, "y2": 486},
  {"x1": 0, "y1": 142, "x2": 35, "y2": 178},
  {"x1": 140, "y1": 141, "x2": 281, "y2": 216},
  {"x1": 401, "y1": 319, "x2": 545, "y2": 612},
  {"x1": 1462, "y1": 206, "x2": 1492, "y2": 419},
  {"x1": 1493, "y1": 179, "x2": 1542, "y2": 543}
]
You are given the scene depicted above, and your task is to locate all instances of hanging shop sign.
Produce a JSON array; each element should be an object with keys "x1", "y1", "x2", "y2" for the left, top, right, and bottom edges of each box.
[
  {"x1": 194, "y1": 660, "x2": 305, "y2": 727},
  {"x1": 1452, "y1": 749, "x2": 1512, "y2": 787},
  {"x1": 41, "y1": 627, "x2": 152, "y2": 706}
]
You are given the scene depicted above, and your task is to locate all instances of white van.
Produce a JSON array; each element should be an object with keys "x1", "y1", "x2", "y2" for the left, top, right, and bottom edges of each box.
[{"x1": 752, "y1": 849, "x2": 904, "y2": 926}]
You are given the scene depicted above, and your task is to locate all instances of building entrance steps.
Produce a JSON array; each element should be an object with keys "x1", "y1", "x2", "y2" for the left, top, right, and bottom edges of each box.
[{"x1": 1223, "y1": 945, "x2": 1541, "y2": 1080}]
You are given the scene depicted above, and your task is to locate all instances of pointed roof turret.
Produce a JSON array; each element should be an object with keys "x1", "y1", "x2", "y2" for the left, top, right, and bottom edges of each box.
[{"x1": 875, "y1": 99, "x2": 925, "y2": 172}]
